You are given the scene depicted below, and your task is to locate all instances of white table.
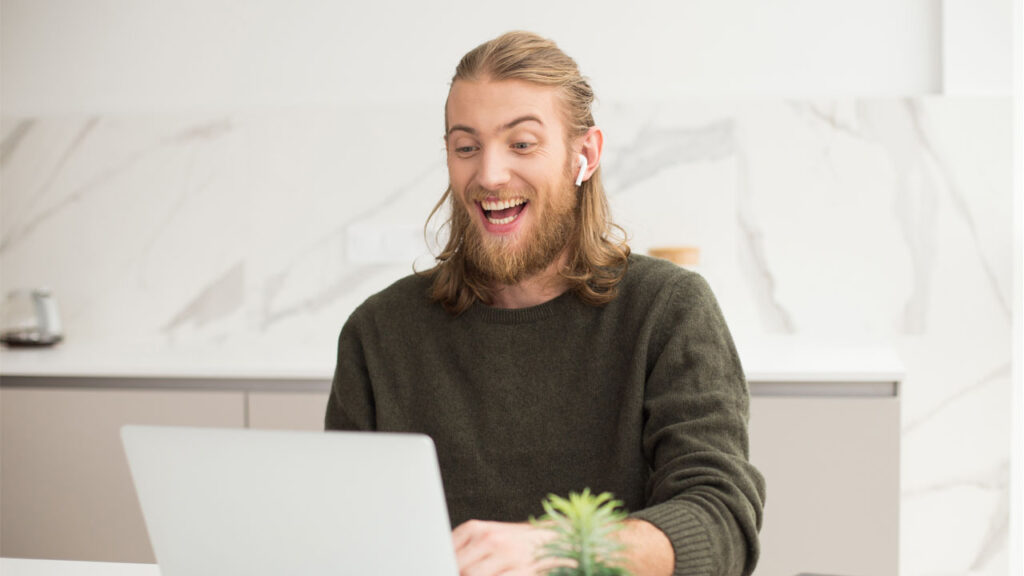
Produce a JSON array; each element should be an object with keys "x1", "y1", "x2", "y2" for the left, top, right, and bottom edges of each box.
[{"x1": 0, "y1": 558, "x2": 160, "y2": 575}]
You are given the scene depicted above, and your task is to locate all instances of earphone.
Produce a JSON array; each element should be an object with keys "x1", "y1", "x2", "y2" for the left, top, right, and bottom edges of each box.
[{"x1": 575, "y1": 153, "x2": 588, "y2": 186}]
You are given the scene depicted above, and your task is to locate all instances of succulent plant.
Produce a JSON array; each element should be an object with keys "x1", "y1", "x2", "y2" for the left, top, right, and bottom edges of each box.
[{"x1": 531, "y1": 489, "x2": 632, "y2": 576}]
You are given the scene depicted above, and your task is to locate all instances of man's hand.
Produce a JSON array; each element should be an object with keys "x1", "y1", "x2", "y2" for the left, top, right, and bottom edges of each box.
[
  {"x1": 451, "y1": 517, "x2": 673, "y2": 576},
  {"x1": 451, "y1": 519, "x2": 561, "y2": 576}
]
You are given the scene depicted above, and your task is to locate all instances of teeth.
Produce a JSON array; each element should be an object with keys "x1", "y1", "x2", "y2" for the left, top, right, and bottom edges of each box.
[
  {"x1": 480, "y1": 197, "x2": 526, "y2": 211},
  {"x1": 487, "y1": 214, "x2": 517, "y2": 225}
]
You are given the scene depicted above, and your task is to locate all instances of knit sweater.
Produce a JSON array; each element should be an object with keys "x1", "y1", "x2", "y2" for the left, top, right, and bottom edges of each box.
[{"x1": 325, "y1": 254, "x2": 765, "y2": 576}]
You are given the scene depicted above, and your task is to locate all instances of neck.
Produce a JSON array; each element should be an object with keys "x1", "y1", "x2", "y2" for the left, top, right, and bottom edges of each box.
[{"x1": 487, "y1": 250, "x2": 571, "y2": 309}]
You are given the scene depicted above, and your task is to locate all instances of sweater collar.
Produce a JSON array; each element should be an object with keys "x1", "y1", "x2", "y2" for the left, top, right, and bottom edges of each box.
[{"x1": 465, "y1": 288, "x2": 577, "y2": 324}]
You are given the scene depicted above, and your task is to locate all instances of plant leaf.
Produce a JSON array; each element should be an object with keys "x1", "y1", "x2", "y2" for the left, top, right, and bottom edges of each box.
[{"x1": 533, "y1": 490, "x2": 632, "y2": 576}]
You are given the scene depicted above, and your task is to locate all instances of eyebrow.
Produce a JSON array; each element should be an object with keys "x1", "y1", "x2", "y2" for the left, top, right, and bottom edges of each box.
[{"x1": 447, "y1": 115, "x2": 544, "y2": 137}]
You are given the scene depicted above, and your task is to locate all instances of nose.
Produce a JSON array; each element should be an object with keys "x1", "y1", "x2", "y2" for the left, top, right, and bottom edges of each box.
[{"x1": 476, "y1": 148, "x2": 511, "y2": 191}]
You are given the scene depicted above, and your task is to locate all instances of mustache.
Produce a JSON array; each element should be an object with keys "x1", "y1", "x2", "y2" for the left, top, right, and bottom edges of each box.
[{"x1": 463, "y1": 185, "x2": 535, "y2": 203}]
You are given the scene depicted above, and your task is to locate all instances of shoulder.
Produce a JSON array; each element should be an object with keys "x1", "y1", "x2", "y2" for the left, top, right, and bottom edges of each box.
[
  {"x1": 362, "y1": 272, "x2": 433, "y2": 308},
  {"x1": 619, "y1": 253, "x2": 715, "y2": 306},
  {"x1": 347, "y1": 271, "x2": 440, "y2": 327}
]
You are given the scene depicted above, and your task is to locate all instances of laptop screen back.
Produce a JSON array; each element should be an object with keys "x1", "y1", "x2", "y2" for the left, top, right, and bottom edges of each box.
[{"x1": 121, "y1": 425, "x2": 458, "y2": 576}]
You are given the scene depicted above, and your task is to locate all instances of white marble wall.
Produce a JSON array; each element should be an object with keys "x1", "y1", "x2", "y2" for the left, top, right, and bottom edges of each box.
[{"x1": 0, "y1": 98, "x2": 1012, "y2": 575}]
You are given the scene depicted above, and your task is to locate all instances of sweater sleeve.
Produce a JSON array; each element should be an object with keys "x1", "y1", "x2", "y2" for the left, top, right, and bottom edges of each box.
[
  {"x1": 629, "y1": 273, "x2": 766, "y2": 576},
  {"x1": 325, "y1": 306, "x2": 377, "y2": 432}
]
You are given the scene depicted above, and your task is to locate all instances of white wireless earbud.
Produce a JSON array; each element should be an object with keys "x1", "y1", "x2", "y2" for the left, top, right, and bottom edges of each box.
[{"x1": 575, "y1": 153, "x2": 588, "y2": 186}]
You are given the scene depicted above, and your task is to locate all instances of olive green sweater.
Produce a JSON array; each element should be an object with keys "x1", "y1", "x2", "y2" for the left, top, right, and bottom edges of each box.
[{"x1": 326, "y1": 254, "x2": 765, "y2": 576}]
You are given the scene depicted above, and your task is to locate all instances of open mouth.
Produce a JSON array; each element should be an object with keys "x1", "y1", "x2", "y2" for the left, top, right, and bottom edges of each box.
[{"x1": 480, "y1": 197, "x2": 528, "y2": 225}]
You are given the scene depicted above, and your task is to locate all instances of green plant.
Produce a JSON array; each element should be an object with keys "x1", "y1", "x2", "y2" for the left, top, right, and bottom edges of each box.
[{"x1": 531, "y1": 489, "x2": 632, "y2": 576}]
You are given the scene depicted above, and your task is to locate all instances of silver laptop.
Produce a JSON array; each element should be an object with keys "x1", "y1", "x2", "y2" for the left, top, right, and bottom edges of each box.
[{"x1": 121, "y1": 425, "x2": 459, "y2": 576}]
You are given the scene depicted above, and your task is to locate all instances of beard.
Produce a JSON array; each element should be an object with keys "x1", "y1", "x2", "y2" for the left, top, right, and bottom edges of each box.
[{"x1": 457, "y1": 181, "x2": 579, "y2": 286}]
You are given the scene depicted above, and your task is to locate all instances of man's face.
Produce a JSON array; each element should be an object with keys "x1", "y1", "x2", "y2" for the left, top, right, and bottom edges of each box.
[{"x1": 445, "y1": 78, "x2": 578, "y2": 285}]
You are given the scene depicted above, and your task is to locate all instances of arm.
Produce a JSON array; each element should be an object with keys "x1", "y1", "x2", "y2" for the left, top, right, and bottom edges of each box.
[
  {"x1": 325, "y1": 308, "x2": 377, "y2": 431},
  {"x1": 450, "y1": 518, "x2": 672, "y2": 576},
  {"x1": 616, "y1": 519, "x2": 674, "y2": 576},
  {"x1": 630, "y1": 273, "x2": 766, "y2": 576}
]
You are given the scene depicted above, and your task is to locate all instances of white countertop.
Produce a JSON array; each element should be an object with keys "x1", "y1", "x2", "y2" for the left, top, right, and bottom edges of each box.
[
  {"x1": 0, "y1": 336, "x2": 905, "y2": 384},
  {"x1": 0, "y1": 558, "x2": 160, "y2": 576},
  {"x1": 0, "y1": 346, "x2": 334, "y2": 381},
  {"x1": 735, "y1": 336, "x2": 905, "y2": 383}
]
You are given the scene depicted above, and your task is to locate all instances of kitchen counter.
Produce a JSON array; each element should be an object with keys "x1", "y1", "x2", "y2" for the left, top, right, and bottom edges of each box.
[
  {"x1": 0, "y1": 558, "x2": 160, "y2": 576},
  {"x1": 0, "y1": 346, "x2": 333, "y2": 381}
]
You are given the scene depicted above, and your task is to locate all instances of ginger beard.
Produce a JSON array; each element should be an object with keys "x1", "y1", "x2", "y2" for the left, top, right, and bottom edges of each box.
[{"x1": 456, "y1": 166, "x2": 579, "y2": 286}]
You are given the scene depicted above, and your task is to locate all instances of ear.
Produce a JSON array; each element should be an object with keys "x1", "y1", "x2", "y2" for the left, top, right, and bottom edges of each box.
[{"x1": 575, "y1": 126, "x2": 604, "y2": 184}]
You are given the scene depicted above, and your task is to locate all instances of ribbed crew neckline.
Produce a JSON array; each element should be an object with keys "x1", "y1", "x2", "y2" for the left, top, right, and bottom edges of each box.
[{"x1": 466, "y1": 288, "x2": 577, "y2": 324}]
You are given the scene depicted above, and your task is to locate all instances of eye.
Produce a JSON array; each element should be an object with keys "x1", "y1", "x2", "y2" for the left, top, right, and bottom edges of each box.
[
  {"x1": 511, "y1": 142, "x2": 534, "y2": 151},
  {"x1": 454, "y1": 145, "x2": 479, "y2": 156}
]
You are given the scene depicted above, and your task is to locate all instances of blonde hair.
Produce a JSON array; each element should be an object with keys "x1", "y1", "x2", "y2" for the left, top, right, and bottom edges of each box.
[{"x1": 425, "y1": 31, "x2": 630, "y2": 315}]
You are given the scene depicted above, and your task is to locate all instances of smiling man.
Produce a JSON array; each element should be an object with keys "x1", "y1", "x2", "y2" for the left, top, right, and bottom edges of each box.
[{"x1": 326, "y1": 31, "x2": 765, "y2": 576}]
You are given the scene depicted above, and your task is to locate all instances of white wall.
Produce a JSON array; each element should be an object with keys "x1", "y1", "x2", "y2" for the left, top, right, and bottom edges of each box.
[
  {"x1": 944, "y1": 0, "x2": 1015, "y2": 95},
  {"x1": 2, "y1": 0, "x2": 942, "y2": 116}
]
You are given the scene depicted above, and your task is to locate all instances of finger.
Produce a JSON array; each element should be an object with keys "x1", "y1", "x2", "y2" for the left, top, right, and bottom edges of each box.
[
  {"x1": 452, "y1": 519, "x2": 486, "y2": 552},
  {"x1": 458, "y1": 551, "x2": 516, "y2": 576},
  {"x1": 456, "y1": 541, "x2": 495, "y2": 574},
  {"x1": 454, "y1": 523, "x2": 500, "y2": 572}
]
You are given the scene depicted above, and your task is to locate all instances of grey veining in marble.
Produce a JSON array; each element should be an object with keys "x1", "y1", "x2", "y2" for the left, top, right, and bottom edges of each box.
[
  {"x1": 735, "y1": 145, "x2": 796, "y2": 334},
  {"x1": 163, "y1": 261, "x2": 245, "y2": 333},
  {"x1": 970, "y1": 464, "x2": 1010, "y2": 573},
  {"x1": 0, "y1": 119, "x2": 36, "y2": 165},
  {"x1": 1, "y1": 118, "x2": 99, "y2": 252},
  {"x1": 603, "y1": 117, "x2": 736, "y2": 195},
  {"x1": 903, "y1": 363, "x2": 1011, "y2": 434},
  {"x1": 911, "y1": 103, "x2": 1012, "y2": 320}
]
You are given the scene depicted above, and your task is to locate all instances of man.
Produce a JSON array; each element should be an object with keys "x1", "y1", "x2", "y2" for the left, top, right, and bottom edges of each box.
[{"x1": 326, "y1": 31, "x2": 765, "y2": 576}]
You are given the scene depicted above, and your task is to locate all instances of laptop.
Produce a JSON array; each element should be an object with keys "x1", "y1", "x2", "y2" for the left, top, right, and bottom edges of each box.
[{"x1": 121, "y1": 425, "x2": 459, "y2": 576}]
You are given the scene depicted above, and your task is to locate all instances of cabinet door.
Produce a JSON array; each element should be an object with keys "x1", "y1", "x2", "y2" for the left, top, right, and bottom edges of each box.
[
  {"x1": 748, "y1": 395, "x2": 899, "y2": 576},
  {"x1": 0, "y1": 387, "x2": 245, "y2": 563},
  {"x1": 247, "y1": 391, "x2": 330, "y2": 431}
]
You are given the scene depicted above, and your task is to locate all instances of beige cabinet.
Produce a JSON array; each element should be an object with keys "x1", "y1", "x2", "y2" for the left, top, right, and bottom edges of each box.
[
  {"x1": 748, "y1": 391, "x2": 900, "y2": 576},
  {"x1": 247, "y1": 391, "x2": 329, "y2": 431},
  {"x1": 0, "y1": 384, "x2": 331, "y2": 563},
  {"x1": 0, "y1": 386, "x2": 245, "y2": 563}
]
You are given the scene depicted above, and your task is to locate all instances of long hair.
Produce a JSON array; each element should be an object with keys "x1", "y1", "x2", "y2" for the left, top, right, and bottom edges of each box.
[{"x1": 424, "y1": 31, "x2": 630, "y2": 315}]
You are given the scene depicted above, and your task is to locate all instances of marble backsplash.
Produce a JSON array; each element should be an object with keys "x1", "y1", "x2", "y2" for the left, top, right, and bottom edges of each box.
[{"x1": 0, "y1": 98, "x2": 1013, "y2": 576}]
